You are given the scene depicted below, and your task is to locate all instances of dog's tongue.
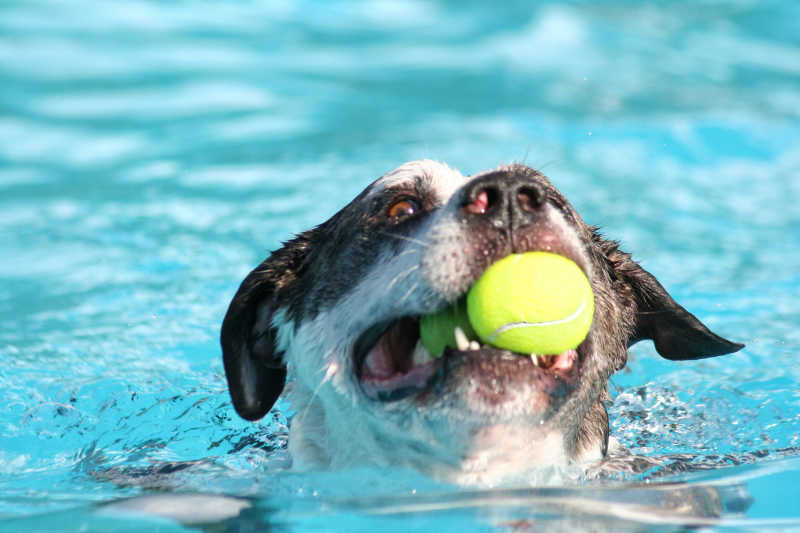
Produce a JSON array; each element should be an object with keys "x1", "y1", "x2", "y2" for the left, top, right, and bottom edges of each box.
[
  {"x1": 362, "y1": 341, "x2": 395, "y2": 379},
  {"x1": 361, "y1": 318, "x2": 417, "y2": 379},
  {"x1": 361, "y1": 325, "x2": 439, "y2": 401}
]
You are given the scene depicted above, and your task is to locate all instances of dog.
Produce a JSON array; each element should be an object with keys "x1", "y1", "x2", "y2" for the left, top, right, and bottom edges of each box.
[{"x1": 220, "y1": 160, "x2": 743, "y2": 486}]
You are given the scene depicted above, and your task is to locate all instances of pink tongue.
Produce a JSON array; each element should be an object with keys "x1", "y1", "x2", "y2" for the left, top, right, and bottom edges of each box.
[
  {"x1": 362, "y1": 343, "x2": 396, "y2": 379},
  {"x1": 552, "y1": 349, "x2": 577, "y2": 371}
]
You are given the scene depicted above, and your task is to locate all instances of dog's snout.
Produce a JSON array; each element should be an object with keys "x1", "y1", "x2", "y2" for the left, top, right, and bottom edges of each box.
[
  {"x1": 463, "y1": 182, "x2": 500, "y2": 216},
  {"x1": 517, "y1": 184, "x2": 546, "y2": 212},
  {"x1": 462, "y1": 172, "x2": 547, "y2": 229}
]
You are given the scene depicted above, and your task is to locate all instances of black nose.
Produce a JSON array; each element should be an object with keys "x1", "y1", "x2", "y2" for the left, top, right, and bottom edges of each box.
[{"x1": 462, "y1": 171, "x2": 547, "y2": 230}]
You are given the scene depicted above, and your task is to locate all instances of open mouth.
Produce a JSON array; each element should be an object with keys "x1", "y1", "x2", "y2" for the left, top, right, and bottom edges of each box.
[{"x1": 354, "y1": 303, "x2": 585, "y2": 402}]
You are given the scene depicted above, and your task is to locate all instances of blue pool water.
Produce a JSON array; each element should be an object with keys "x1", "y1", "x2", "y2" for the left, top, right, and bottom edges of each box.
[{"x1": 1, "y1": 0, "x2": 799, "y2": 530}]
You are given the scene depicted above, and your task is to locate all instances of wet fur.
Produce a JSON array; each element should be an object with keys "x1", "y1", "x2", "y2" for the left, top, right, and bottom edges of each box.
[{"x1": 221, "y1": 160, "x2": 743, "y2": 485}]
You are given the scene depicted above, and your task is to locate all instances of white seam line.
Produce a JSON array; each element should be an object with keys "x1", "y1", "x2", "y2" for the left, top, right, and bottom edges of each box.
[{"x1": 487, "y1": 298, "x2": 588, "y2": 343}]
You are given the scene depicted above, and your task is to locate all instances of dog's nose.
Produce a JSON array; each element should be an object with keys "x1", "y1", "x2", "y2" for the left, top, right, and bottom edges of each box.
[{"x1": 462, "y1": 172, "x2": 547, "y2": 230}]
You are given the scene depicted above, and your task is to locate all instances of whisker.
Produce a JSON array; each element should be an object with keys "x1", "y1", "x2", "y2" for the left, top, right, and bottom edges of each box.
[
  {"x1": 384, "y1": 247, "x2": 418, "y2": 265},
  {"x1": 297, "y1": 361, "x2": 337, "y2": 426},
  {"x1": 386, "y1": 264, "x2": 420, "y2": 292},
  {"x1": 397, "y1": 281, "x2": 420, "y2": 306},
  {"x1": 376, "y1": 230, "x2": 431, "y2": 248}
]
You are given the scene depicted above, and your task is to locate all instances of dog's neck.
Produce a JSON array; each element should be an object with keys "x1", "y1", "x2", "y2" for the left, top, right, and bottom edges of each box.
[{"x1": 285, "y1": 377, "x2": 605, "y2": 487}]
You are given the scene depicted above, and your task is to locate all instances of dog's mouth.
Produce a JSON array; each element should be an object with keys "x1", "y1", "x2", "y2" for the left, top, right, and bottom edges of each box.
[{"x1": 354, "y1": 304, "x2": 587, "y2": 403}]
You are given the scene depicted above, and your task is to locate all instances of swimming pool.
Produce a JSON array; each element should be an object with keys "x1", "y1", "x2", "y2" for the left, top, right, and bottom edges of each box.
[{"x1": 1, "y1": 0, "x2": 799, "y2": 530}]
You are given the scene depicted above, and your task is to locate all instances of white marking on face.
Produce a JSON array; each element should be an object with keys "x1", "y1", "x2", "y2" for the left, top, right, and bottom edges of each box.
[
  {"x1": 276, "y1": 311, "x2": 352, "y2": 397},
  {"x1": 278, "y1": 249, "x2": 437, "y2": 404},
  {"x1": 420, "y1": 202, "x2": 593, "y2": 302},
  {"x1": 373, "y1": 159, "x2": 467, "y2": 205},
  {"x1": 455, "y1": 426, "x2": 575, "y2": 486}
]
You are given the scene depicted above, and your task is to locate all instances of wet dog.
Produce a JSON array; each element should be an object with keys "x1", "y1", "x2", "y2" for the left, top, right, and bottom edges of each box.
[{"x1": 220, "y1": 160, "x2": 743, "y2": 485}]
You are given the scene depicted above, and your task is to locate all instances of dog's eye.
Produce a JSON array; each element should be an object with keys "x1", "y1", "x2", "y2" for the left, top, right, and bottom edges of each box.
[{"x1": 387, "y1": 199, "x2": 419, "y2": 220}]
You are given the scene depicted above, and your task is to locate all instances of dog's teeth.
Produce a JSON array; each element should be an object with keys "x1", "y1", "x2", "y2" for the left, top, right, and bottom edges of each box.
[
  {"x1": 454, "y1": 326, "x2": 470, "y2": 351},
  {"x1": 531, "y1": 354, "x2": 540, "y2": 367},
  {"x1": 469, "y1": 340, "x2": 481, "y2": 351},
  {"x1": 412, "y1": 340, "x2": 433, "y2": 365}
]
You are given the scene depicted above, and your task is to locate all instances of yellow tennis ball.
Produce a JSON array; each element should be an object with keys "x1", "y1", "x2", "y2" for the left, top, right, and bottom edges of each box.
[
  {"x1": 466, "y1": 252, "x2": 594, "y2": 355},
  {"x1": 419, "y1": 300, "x2": 476, "y2": 358}
]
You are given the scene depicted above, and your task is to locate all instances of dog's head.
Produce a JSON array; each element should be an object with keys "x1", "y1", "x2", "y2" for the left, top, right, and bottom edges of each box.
[{"x1": 221, "y1": 161, "x2": 742, "y2": 482}]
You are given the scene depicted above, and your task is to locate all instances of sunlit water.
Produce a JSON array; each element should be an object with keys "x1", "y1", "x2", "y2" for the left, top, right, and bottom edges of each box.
[{"x1": 1, "y1": 0, "x2": 799, "y2": 531}]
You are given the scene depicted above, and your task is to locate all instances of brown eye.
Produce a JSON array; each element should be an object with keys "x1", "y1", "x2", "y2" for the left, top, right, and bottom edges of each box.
[{"x1": 387, "y1": 199, "x2": 418, "y2": 219}]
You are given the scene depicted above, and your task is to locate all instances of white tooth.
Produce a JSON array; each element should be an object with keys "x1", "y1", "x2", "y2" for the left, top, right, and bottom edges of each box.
[
  {"x1": 530, "y1": 353, "x2": 540, "y2": 367},
  {"x1": 553, "y1": 349, "x2": 577, "y2": 371},
  {"x1": 412, "y1": 339, "x2": 433, "y2": 365},
  {"x1": 454, "y1": 326, "x2": 470, "y2": 351},
  {"x1": 469, "y1": 340, "x2": 481, "y2": 351}
]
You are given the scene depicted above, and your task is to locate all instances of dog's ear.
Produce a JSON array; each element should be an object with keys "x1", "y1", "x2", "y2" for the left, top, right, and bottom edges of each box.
[
  {"x1": 608, "y1": 246, "x2": 744, "y2": 360},
  {"x1": 221, "y1": 232, "x2": 313, "y2": 420},
  {"x1": 221, "y1": 264, "x2": 287, "y2": 421}
]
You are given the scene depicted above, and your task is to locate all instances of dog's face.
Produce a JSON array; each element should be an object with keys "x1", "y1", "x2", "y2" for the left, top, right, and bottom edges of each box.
[{"x1": 221, "y1": 161, "x2": 742, "y2": 484}]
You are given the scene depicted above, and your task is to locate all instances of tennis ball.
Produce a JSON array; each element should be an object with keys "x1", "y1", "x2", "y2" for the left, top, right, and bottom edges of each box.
[
  {"x1": 466, "y1": 252, "x2": 594, "y2": 355},
  {"x1": 419, "y1": 299, "x2": 477, "y2": 357}
]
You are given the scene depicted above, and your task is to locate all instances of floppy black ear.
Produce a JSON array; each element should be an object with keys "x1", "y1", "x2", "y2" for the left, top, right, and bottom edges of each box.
[
  {"x1": 621, "y1": 257, "x2": 744, "y2": 360},
  {"x1": 221, "y1": 264, "x2": 287, "y2": 421}
]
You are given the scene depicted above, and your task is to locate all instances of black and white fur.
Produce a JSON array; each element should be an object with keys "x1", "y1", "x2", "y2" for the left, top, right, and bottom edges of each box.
[{"x1": 221, "y1": 160, "x2": 743, "y2": 486}]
